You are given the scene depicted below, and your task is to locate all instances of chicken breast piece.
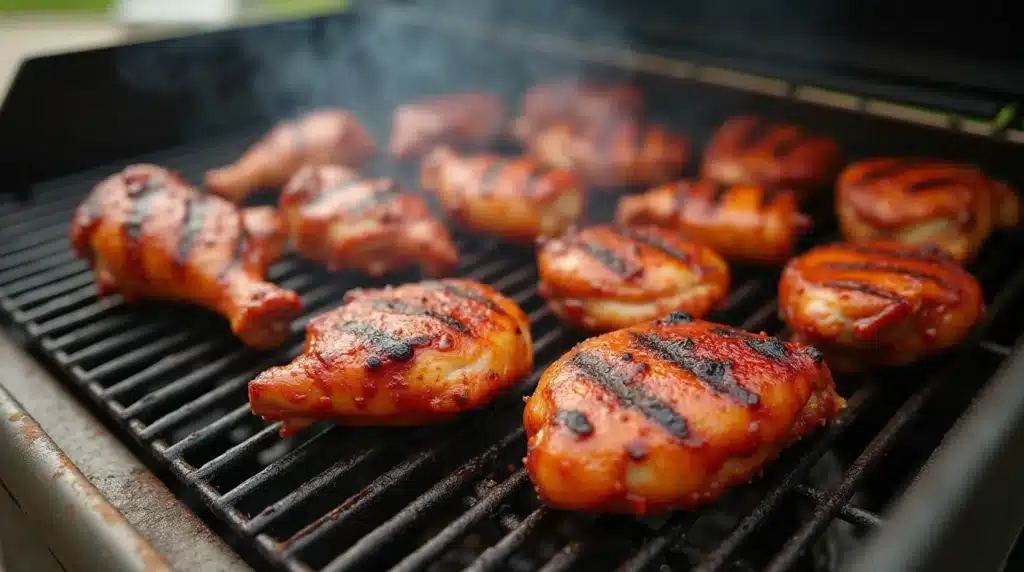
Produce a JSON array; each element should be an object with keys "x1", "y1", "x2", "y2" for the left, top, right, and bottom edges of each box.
[{"x1": 524, "y1": 312, "x2": 844, "y2": 514}]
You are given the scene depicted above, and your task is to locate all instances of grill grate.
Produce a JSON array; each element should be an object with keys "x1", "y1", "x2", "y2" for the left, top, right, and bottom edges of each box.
[{"x1": 1, "y1": 130, "x2": 1023, "y2": 572}]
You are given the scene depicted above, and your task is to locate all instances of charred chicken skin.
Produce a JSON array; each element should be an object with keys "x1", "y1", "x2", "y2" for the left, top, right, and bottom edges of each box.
[
  {"x1": 421, "y1": 147, "x2": 585, "y2": 242},
  {"x1": 701, "y1": 116, "x2": 842, "y2": 199},
  {"x1": 537, "y1": 224, "x2": 730, "y2": 332},
  {"x1": 390, "y1": 92, "x2": 505, "y2": 159},
  {"x1": 528, "y1": 119, "x2": 691, "y2": 189},
  {"x1": 836, "y1": 158, "x2": 1020, "y2": 262},
  {"x1": 523, "y1": 312, "x2": 843, "y2": 514},
  {"x1": 280, "y1": 165, "x2": 459, "y2": 277},
  {"x1": 616, "y1": 179, "x2": 812, "y2": 265},
  {"x1": 70, "y1": 164, "x2": 303, "y2": 349},
  {"x1": 511, "y1": 80, "x2": 644, "y2": 141},
  {"x1": 249, "y1": 279, "x2": 533, "y2": 436},
  {"x1": 778, "y1": 241, "x2": 984, "y2": 373},
  {"x1": 205, "y1": 109, "x2": 375, "y2": 203}
]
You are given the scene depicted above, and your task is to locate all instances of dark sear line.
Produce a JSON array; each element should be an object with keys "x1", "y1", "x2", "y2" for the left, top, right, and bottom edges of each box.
[
  {"x1": 176, "y1": 195, "x2": 208, "y2": 265},
  {"x1": 217, "y1": 213, "x2": 248, "y2": 280},
  {"x1": 820, "y1": 262, "x2": 958, "y2": 292},
  {"x1": 905, "y1": 176, "x2": 967, "y2": 193},
  {"x1": 371, "y1": 299, "x2": 470, "y2": 334},
  {"x1": 706, "y1": 181, "x2": 731, "y2": 208},
  {"x1": 570, "y1": 351, "x2": 689, "y2": 440},
  {"x1": 821, "y1": 280, "x2": 907, "y2": 303},
  {"x1": 770, "y1": 130, "x2": 807, "y2": 159},
  {"x1": 307, "y1": 177, "x2": 363, "y2": 210},
  {"x1": 630, "y1": 331, "x2": 760, "y2": 405},
  {"x1": 425, "y1": 282, "x2": 509, "y2": 317},
  {"x1": 336, "y1": 320, "x2": 415, "y2": 365},
  {"x1": 124, "y1": 177, "x2": 165, "y2": 242},
  {"x1": 856, "y1": 158, "x2": 929, "y2": 185},
  {"x1": 843, "y1": 244, "x2": 951, "y2": 262},
  {"x1": 737, "y1": 118, "x2": 775, "y2": 153},
  {"x1": 615, "y1": 226, "x2": 692, "y2": 265},
  {"x1": 344, "y1": 180, "x2": 404, "y2": 219},
  {"x1": 575, "y1": 240, "x2": 636, "y2": 278},
  {"x1": 479, "y1": 159, "x2": 508, "y2": 195}
]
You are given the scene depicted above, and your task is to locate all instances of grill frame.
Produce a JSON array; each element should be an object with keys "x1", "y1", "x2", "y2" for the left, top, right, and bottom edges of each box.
[{"x1": 2, "y1": 4, "x2": 1024, "y2": 572}]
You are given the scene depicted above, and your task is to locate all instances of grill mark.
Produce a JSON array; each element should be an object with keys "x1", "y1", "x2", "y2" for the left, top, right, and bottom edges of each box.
[
  {"x1": 856, "y1": 159, "x2": 930, "y2": 185},
  {"x1": 771, "y1": 131, "x2": 807, "y2": 159},
  {"x1": 842, "y1": 244, "x2": 952, "y2": 262},
  {"x1": 479, "y1": 160, "x2": 507, "y2": 195},
  {"x1": 801, "y1": 345, "x2": 825, "y2": 363},
  {"x1": 345, "y1": 180, "x2": 404, "y2": 218},
  {"x1": 745, "y1": 337, "x2": 788, "y2": 361},
  {"x1": 737, "y1": 118, "x2": 775, "y2": 153},
  {"x1": 371, "y1": 299, "x2": 470, "y2": 334},
  {"x1": 554, "y1": 410, "x2": 593, "y2": 437},
  {"x1": 123, "y1": 177, "x2": 165, "y2": 280},
  {"x1": 176, "y1": 196, "x2": 207, "y2": 265},
  {"x1": 631, "y1": 332, "x2": 759, "y2": 405},
  {"x1": 570, "y1": 352, "x2": 688, "y2": 440},
  {"x1": 336, "y1": 320, "x2": 415, "y2": 363},
  {"x1": 822, "y1": 280, "x2": 906, "y2": 303},
  {"x1": 707, "y1": 181, "x2": 731, "y2": 208},
  {"x1": 425, "y1": 282, "x2": 509, "y2": 317},
  {"x1": 820, "y1": 262, "x2": 956, "y2": 291},
  {"x1": 906, "y1": 176, "x2": 965, "y2": 193},
  {"x1": 217, "y1": 212, "x2": 248, "y2": 280},
  {"x1": 575, "y1": 240, "x2": 635, "y2": 277},
  {"x1": 615, "y1": 226, "x2": 692, "y2": 265},
  {"x1": 711, "y1": 327, "x2": 746, "y2": 338}
]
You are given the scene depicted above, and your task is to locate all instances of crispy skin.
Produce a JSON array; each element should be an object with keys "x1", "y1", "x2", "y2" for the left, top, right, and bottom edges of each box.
[
  {"x1": 528, "y1": 119, "x2": 690, "y2": 189},
  {"x1": 524, "y1": 314, "x2": 843, "y2": 514},
  {"x1": 249, "y1": 279, "x2": 533, "y2": 436},
  {"x1": 280, "y1": 165, "x2": 458, "y2": 277},
  {"x1": 421, "y1": 147, "x2": 585, "y2": 242},
  {"x1": 778, "y1": 241, "x2": 984, "y2": 372},
  {"x1": 390, "y1": 92, "x2": 505, "y2": 159},
  {"x1": 205, "y1": 109, "x2": 375, "y2": 203},
  {"x1": 836, "y1": 158, "x2": 1020, "y2": 262},
  {"x1": 69, "y1": 164, "x2": 302, "y2": 349},
  {"x1": 701, "y1": 116, "x2": 841, "y2": 199},
  {"x1": 616, "y1": 179, "x2": 811, "y2": 265},
  {"x1": 511, "y1": 80, "x2": 643, "y2": 141},
  {"x1": 537, "y1": 224, "x2": 730, "y2": 332}
]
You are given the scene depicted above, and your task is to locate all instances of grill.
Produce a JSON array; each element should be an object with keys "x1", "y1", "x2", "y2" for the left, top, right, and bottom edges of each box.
[{"x1": 3, "y1": 4, "x2": 1024, "y2": 572}]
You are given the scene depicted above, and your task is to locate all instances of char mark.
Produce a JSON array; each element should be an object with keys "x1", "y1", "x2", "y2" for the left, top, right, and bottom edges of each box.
[
  {"x1": 906, "y1": 176, "x2": 965, "y2": 193},
  {"x1": 707, "y1": 181, "x2": 731, "y2": 208},
  {"x1": 345, "y1": 180, "x2": 404, "y2": 218},
  {"x1": 843, "y1": 243, "x2": 953, "y2": 262},
  {"x1": 737, "y1": 118, "x2": 775, "y2": 153},
  {"x1": 570, "y1": 352, "x2": 689, "y2": 440},
  {"x1": 801, "y1": 345, "x2": 825, "y2": 363},
  {"x1": 575, "y1": 240, "x2": 636, "y2": 278},
  {"x1": 555, "y1": 410, "x2": 593, "y2": 437},
  {"x1": 659, "y1": 311, "x2": 693, "y2": 325},
  {"x1": 217, "y1": 212, "x2": 248, "y2": 280},
  {"x1": 425, "y1": 282, "x2": 509, "y2": 317},
  {"x1": 336, "y1": 320, "x2": 415, "y2": 363},
  {"x1": 820, "y1": 262, "x2": 956, "y2": 292},
  {"x1": 822, "y1": 280, "x2": 906, "y2": 303},
  {"x1": 371, "y1": 299, "x2": 470, "y2": 334},
  {"x1": 479, "y1": 160, "x2": 508, "y2": 195},
  {"x1": 711, "y1": 327, "x2": 746, "y2": 338},
  {"x1": 771, "y1": 131, "x2": 807, "y2": 158},
  {"x1": 630, "y1": 331, "x2": 759, "y2": 405},
  {"x1": 124, "y1": 177, "x2": 164, "y2": 242},
  {"x1": 856, "y1": 158, "x2": 930, "y2": 185},
  {"x1": 176, "y1": 196, "x2": 207, "y2": 265},
  {"x1": 745, "y1": 336, "x2": 788, "y2": 361},
  {"x1": 615, "y1": 226, "x2": 692, "y2": 265}
]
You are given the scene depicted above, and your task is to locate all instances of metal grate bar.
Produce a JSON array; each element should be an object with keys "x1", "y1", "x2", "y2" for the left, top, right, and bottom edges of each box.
[
  {"x1": 16, "y1": 285, "x2": 98, "y2": 323},
  {"x1": 103, "y1": 339, "x2": 228, "y2": 399},
  {"x1": 63, "y1": 322, "x2": 171, "y2": 365},
  {"x1": 792, "y1": 485, "x2": 882, "y2": 528},
  {"x1": 191, "y1": 423, "x2": 288, "y2": 481},
  {"x1": 29, "y1": 298, "x2": 124, "y2": 336},
  {"x1": 82, "y1": 332, "x2": 194, "y2": 380},
  {"x1": 0, "y1": 227, "x2": 67, "y2": 256},
  {"x1": 979, "y1": 340, "x2": 1013, "y2": 357},
  {"x1": 5, "y1": 272, "x2": 95, "y2": 309},
  {"x1": 2, "y1": 208, "x2": 77, "y2": 235},
  {"x1": 1, "y1": 263, "x2": 89, "y2": 299},
  {"x1": 157, "y1": 402, "x2": 270, "y2": 455},
  {"x1": 618, "y1": 513, "x2": 702, "y2": 572},
  {"x1": 463, "y1": 506, "x2": 549, "y2": 572},
  {"x1": 42, "y1": 312, "x2": 138, "y2": 352},
  {"x1": 0, "y1": 247, "x2": 75, "y2": 284},
  {"x1": 537, "y1": 541, "x2": 585, "y2": 572}
]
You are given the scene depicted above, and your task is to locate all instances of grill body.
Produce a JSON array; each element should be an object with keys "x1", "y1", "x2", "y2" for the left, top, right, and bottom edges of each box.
[{"x1": 2, "y1": 5, "x2": 1024, "y2": 572}]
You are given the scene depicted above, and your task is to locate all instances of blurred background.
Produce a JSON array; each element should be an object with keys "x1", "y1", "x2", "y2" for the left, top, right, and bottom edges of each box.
[{"x1": 0, "y1": 0, "x2": 346, "y2": 97}]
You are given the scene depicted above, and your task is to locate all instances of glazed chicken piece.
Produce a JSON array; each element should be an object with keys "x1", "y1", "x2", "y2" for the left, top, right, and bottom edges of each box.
[
  {"x1": 511, "y1": 80, "x2": 644, "y2": 141},
  {"x1": 537, "y1": 224, "x2": 730, "y2": 332},
  {"x1": 778, "y1": 241, "x2": 984, "y2": 373},
  {"x1": 69, "y1": 164, "x2": 303, "y2": 349},
  {"x1": 280, "y1": 165, "x2": 459, "y2": 277},
  {"x1": 528, "y1": 118, "x2": 691, "y2": 189},
  {"x1": 390, "y1": 92, "x2": 505, "y2": 159},
  {"x1": 249, "y1": 279, "x2": 533, "y2": 436},
  {"x1": 421, "y1": 147, "x2": 585, "y2": 242},
  {"x1": 616, "y1": 179, "x2": 812, "y2": 265},
  {"x1": 524, "y1": 312, "x2": 844, "y2": 514},
  {"x1": 701, "y1": 116, "x2": 842, "y2": 200},
  {"x1": 836, "y1": 158, "x2": 1020, "y2": 262},
  {"x1": 205, "y1": 109, "x2": 375, "y2": 203}
]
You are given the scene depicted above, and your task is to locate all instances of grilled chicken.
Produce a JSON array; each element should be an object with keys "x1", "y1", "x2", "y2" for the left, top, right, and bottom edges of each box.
[
  {"x1": 836, "y1": 158, "x2": 1020, "y2": 262},
  {"x1": 778, "y1": 241, "x2": 984, "y2": 373},
  {"x1": 537, "y1": 224, "x2": 730, "y2": 332},
  {"x1": 280, "y1": 165, "x2": 459, "y2": 277},
  {"x1": 528, "y1": 119, "x2": 690, "y2": 189},
  {"x1": 616, "y1": 179, "x2": 812, "y2": 265},
  {"x1": 511, "y1": 80, "x2": 643, "y2": 141},
  {"x1": 421, "y1": 147, "x2": 585, "y2": 242},
  {"x1": 70, "y1": 164, "x2": 303, "y2": 349},
  {"x1": 390, "y1": 92, "x2": 505, "y2": 159},
  {"x1": 701, "y1": 116, "x2": 842, "y2": 200},
  {"x1": 205, "y1": 109, "x2": 375, "y2": 203},
  {"x1": 523, "y1": 312, "x2": 843, "y2": 514},
  {"x1": 249, "y1": 279, "x2": 533, "y2": 436}
]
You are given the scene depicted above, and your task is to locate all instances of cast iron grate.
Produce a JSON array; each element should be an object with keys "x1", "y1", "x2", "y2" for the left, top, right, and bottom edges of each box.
[{"x1": 1, "y1": 132, "x2": 1023, "y2": 572}]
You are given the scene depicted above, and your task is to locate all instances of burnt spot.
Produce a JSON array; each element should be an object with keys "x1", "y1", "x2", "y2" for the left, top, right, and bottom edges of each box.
[
  {"x1": 801, "y1": 345, "x2": 825, "y2": 363},
  {"x1": 842, "y1": 244, "x2": 952, "y2": 263},
  {"x1": 365, "y1": 356, "x2": 383, "y2": 369},
  {"x1": 626, "y1": 440, "x2": 649, "y2": 460},
  {"x1": 707, "y1": 182, "x2": 731, "y2": 208},
  {"x1": 820, "y1": 262, "x2": 957, "y2": 292},
  {"x1": 658, "y1": 311, "x2": 693, "y2": 325},
  {"x1": 621, "y1": 352, "x2": 633, "y2": 362},
  {"x1": 371, "y1": 299, "x2": 470, "y2": 335},
  {"x1": 822, "y1": 280, "x2": 907, "y2": 304},
  {"x1": 555, "y1": 410, "x2": 593, "y2": 437},
  {"x1": 217, "y1": 213, "x2": 249, "y2": 281},
  {"x1": 176, "y1": 195, "x2": 207, "y2": 265},
  {"x1": 124, "y1": 177, "x2": 164, "y2": 242},
  {"x1": 745, "y1": 336, "x2": 788, "y2": 361},
  {"x1": 575, "y1": 240, "x2": 637, "y2": 278},
  {"x1": 425, "y1": 282, "x2": 509, "y2": 317},
  {"x1": 407, "y1": 335, "x2": 434, "y2": 347},
  {"x1": 570, "y1": 352, "x2": 689, "y2": 440},
  {"x1": 771, "y1": 130, "x2": 807, "y2": 159},
  {"x1": 336, "y1": 321, "x2": 415, "y2": 363},
  {"x1": 344, "y1": 180, "x2": 404, "y2": 218},
  {"x1": 479, "y1": 159, "x2": 508, "y2": 195},
  {"x1": 631, "y1": 332, "x2": 759, "y2": 406},
  {"x1": 615, "y1": 226, "x2": 692, "y2": 265},
  {"x1": 711, "y1": 327, "x2": 746, "y2": 338},
  {"x1": 905, "y1": 176, "x2": 965, "y2": 193}
]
